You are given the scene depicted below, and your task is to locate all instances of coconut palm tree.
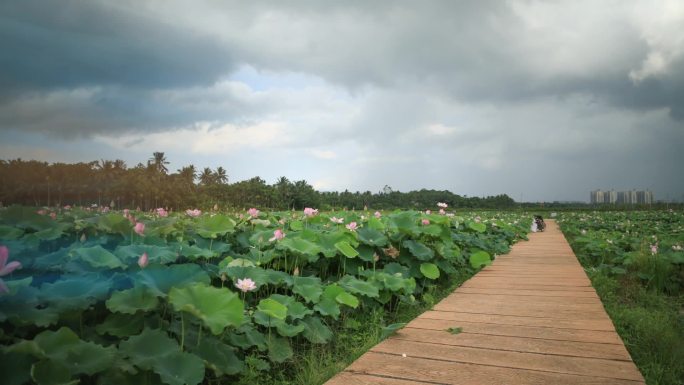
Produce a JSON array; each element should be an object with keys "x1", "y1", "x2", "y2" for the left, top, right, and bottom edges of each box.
[
  {"x1": 148, "y1": 152, "x2": 169, "y2": 175},
  {"x1": 214, "y1": 167, "x2": 228, "y2": 185}
]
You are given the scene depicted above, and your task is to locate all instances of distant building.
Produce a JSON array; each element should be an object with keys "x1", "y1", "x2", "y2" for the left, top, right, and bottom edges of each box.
[
  {"x1": 590, "y1": 190, "x2": 604, "y2": 204},
  {"x1": 591, "y1": 189, "x2": 653, "y2": 204}
]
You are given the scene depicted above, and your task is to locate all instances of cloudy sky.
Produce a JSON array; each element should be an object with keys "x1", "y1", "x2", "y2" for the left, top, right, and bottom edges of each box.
[{"x1": 1, "y1": 0, "x2": 683, "y2": 202}]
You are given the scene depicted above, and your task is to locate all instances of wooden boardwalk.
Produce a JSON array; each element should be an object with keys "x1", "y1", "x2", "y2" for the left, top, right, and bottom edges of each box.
[{"x1": 325, "y1": 220, "x2": 645, "y2": 385}]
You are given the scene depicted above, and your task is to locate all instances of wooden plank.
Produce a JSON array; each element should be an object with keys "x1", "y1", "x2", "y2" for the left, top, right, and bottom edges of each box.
[
  {"x1": 452, "y1": 291, "x2": 601, "y2": 303},
  {"x1": 418, "y1": 310, "x2": 617, "y2": 331},
  {"x1": 371, "y1": 339, "x2": 643, "y2": 381},
  {"x1": 455, "y1": 287, "x2": 599, "y2": 298},
  {"x1": 345, "y1": 352, "x2": 645, "y2": 385},
  {"x1": 326, "y1": 371, "x2": 431, "y2": 385},
  {"x1": 392, "y1": 327, "x2": 633, "y2": 361},
  {"x1": 410, "y1": 315, "x2": 624, "y2": 345}
]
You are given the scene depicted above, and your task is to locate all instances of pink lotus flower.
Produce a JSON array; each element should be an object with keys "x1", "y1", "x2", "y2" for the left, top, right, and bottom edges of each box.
[
  {"x1": 374, "y1": 211, "x2": 382, "y2": 219},
  {"x1": 437, "y1": 202, "x2": 448, "y2": 208},
  {"x1": 345, "y1": 222, "x2": 358, "y2": 231},
  {"x1": 185, "y1": 209, "x2": 201, "y2": 217},
  {"x1": 235, "y1": 278, "x2": 257, "y2": 292},
  {"x1": 0, "y1": 246, "x2": 22, "y2": 294},
  {"x1": 650, "y1": 244, "x2": 658, "y2": 255},
  {"x1": 303, "y1": 207, "x2": 318, "y2": 217},
  {"x1": 269, "y1": 229, "x2": 286, "y2": 242},
  {"x1": 63, "y1": 205, "x2": 72, "y2": 210},
  {"x1": 37, "y1": 209, "x2": 46, "y2": 215},
  {"x1": 439, "y1": 209, "x2": 446, "y2": 215},
  {"x1": 123, "y1": 208, "x2": 130, "y2": 217},
  {"x1": 156, "y1": 208, "x2": 168, "y2": 217},
  {"x1": 421, "y1": 219, "x2": 430, "y2": 226},
  {"x1": 248, "y1": 208, "x2": 260, "y2": 218},
  {"x1": 49, "y1": 212, "x2": 57, "y2": 220},
  {"x1": 330, "y1": 217, "x2": 344, "y2": 224},
  {"x1": 134, "y1": 222, "x2": 145, "y2": 236},
  {"x1": 102, "y1": 206, "x2": 110, "y2": 213},
  {"x1": 425, "y1": 210, "x2": 431, "y2": 215},
  {"x1": 138, "y1": 252, "x2": 149, "y2": 268},
  {"x1": 474, "y1": 216, "x2": 481, "y2": 223}
]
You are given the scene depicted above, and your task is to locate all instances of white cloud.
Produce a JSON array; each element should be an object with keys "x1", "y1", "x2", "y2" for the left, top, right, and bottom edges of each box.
[{"x1": 309, "y1": 149, "x2": 337, "y2": 160}]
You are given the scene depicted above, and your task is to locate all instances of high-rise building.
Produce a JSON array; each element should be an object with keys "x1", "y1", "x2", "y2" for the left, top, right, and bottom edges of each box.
[
  {"x1": 591, "y1": 189, "x2": 654, "y2": 204},
  {"x1": 590, "y1": 190, "x2": 604, "y2": 204}
]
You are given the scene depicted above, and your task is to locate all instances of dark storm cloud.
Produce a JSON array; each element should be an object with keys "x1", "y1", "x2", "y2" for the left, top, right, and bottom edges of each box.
[{"x1": 0, "y1": 0, "x2": 235, "y2": 95}]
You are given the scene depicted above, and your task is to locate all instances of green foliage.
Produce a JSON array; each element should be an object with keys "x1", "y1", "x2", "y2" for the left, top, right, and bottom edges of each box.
[
  {"x1": 0, "y1": 206, "x2": 529, "y2": 384},
  {"x1": 560, "y1": 211, "x2": 684, "y2": 385}
]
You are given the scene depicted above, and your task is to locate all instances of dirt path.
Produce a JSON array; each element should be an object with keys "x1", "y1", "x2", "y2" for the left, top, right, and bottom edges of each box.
[{"x1": 324, "y1": 220, "x2": 645, "y2": 385}]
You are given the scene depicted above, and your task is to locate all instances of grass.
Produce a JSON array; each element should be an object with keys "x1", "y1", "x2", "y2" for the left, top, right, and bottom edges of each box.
[
  {"x1": 587, "y1": 269, "x2": 684, "y2": 385},
  {"x1": 235, "y1": 269, "x2": 475, "y2": 385}
]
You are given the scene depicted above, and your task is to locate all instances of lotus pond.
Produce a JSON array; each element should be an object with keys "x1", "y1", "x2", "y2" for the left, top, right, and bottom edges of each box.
[{"x1": 0, "y1": 205, "x2": 530, "y2": 385}]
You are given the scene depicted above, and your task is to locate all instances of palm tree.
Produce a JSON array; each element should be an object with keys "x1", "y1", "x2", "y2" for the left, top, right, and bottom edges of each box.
[
  {"x1": 149, "y1": 152, "x2": 169, "y2": 175},
  {"x1": 214, "y1": 167, "x2": 228, "y2": 185},
  {"x1": 199, "y1": 167, "x2": 214, "y2": 186}
]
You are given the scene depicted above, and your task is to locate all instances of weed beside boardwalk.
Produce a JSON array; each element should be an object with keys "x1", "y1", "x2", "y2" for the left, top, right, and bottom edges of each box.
[{"x1": 559, "y1": 211, "x2": 684, "y2": 385}]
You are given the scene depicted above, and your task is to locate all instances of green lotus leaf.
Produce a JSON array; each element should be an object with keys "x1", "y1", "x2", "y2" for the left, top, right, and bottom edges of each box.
[
  {"x1": 195, "y1": 215, "x2": 236, "y2": 238},
  {"x1": 256, "y1": 298, "x2": 287, "y2": 320},
  {"x1": 381, "y1": 322, "x2": 406, "y2": 339},
  {"x1": 134, "y1": 264, "x2": 210, "y2": 297},
  {"x1": 228, "y1": 325, "x2": 267, "y2": 351},
  {"x1": 468, "y1": 221, "x2": 487, "y2": 233},
  {"x1": 335, "y1": 291, "x2": 359, "y2": 308},
  {"x1": 115, "y1": 244, "x2": 177, "y2": 265},
  {"x1": 420, "y1": 263, "x2": 440, "y2": 279},
  {"x1": 469, "y1": 250, "x2": 492, "y2": 268},
  {"x1": 277, "y1": 237, "x2": 321, "y2": 260},
  {"x1": 0, "y1": 225, "x2": 24, "y2": 240},
  {"x1": 119, "y1": 328, "x2": 178, "y2": 368},
  {"x1": 301, "y1": 316, "x2": 333, "y2": 344},
  {"x1": 334, "y1": 241, "x2": 359, "y2": 258},
  {"x1": 223, "y1": 266, "x2": 268, "y2": 286},
  {"x1": 275, "y1": 321, "x2": 306, "y2": 337},
  {"x1": 0, "y1": 351, "x2": 33, "y2": 385},
  {"x1": 10, "y1": 327, "x2": 116, "y2": 377},
  {"x1": 106, "y1": 286, "x2": 159, "y2": 314},
  {"x1": 357, "y1": 228, "x2": 388, "y2": 247},
  {"x1": 73, "y1": 245, "x2": 125, "y2": 269},
  {"x1": 153, "y1": 351, "x2": 205, "y2": 385},
  {"x1": 193, "y1": 336, "x2": 243, "y2": 376},
  {"x1": 367, "y1": 217, "x2": 385, "y2": 231},
  {"x1": 29, "y1": 226, "x2": 65, "y2": 241},
  {"x1": 402, "y1": 240, "x2": 434, "y2": 261},
  {"x1": 289, "y1": 220, "x2": 303, "y2": 231},
  {"x1": 180, "y1": 245, "x2": 216, "y2": 260},
  {"x1": 31, "y1": 359, "x2": 73, "y2": 385},
  {"x1": 388, "y1": 211, "x2": 420, "y2": 235},
  {"x1": 39, "y1": 274, "x2": 112, "y2": 312},
  {"x1": 338, "y1": 275, "x2": 379, "y2": 298},
  {"x1": 95, "y1": 213, "x2": 132, "y2": 235},
  {"x1": 420, "y1": 224, "x2": 443, "y2": 237},
  {"x1": 95, "y1": 312, "x2": 145, "y2": 337},
  {"x1": 169, "y1": 283, "x2": 244, "y2": 334},
  {"x1": 292, "y1": 276, "x2": 323, "y2": 303},
  {"x1": 313, "y1": 297, "x2": 340, "y2": 319},
  {"x1": 267, "y1": 337, "x2": 293, "y2": 363}
]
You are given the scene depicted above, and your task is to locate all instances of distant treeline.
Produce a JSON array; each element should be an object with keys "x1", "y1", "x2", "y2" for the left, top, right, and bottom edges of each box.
[{"x1": 0, "y1": 153, "x2": 517, "y2": 210}]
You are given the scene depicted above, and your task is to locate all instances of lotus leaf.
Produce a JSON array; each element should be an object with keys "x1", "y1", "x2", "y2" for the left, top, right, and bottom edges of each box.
[{"x1": 169, "y1": 283, "x2": 244, "y2": 334}]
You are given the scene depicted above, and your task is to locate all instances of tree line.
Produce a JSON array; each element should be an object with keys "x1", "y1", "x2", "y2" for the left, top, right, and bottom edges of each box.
[{"x1": 0, "y1": 153, "x2": 516, "y2": 211}]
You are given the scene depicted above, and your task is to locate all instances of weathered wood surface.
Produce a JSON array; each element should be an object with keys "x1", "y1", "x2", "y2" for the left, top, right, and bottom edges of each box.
[{"x1": 325, "y1": 219, "x2": 645, "y2": 385}]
